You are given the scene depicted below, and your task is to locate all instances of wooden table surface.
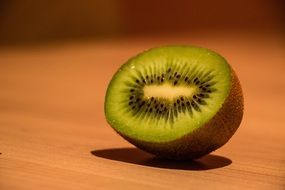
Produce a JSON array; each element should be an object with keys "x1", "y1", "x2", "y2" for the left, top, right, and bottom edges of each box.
[{"x1": 1, "y1": 33, "x2": 285, "y2": 190}]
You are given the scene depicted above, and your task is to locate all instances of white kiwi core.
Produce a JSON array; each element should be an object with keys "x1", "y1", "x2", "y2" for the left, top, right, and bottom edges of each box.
[{"x1": 143, "y1": 83, "x2": 197, "y2": 101}]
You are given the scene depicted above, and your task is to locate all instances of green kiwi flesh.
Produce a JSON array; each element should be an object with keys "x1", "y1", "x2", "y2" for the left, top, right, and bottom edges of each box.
[{"x1": 105, "y1": 46, "x2": 243, "y2": 160}]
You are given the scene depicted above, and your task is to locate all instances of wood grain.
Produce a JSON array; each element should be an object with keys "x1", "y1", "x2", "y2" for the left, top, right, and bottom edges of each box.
[{"x1": 1, "y1": 33, "x2": 285, "y2": 189}]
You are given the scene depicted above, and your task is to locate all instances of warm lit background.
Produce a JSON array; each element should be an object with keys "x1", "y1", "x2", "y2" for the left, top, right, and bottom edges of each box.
[
  {"x1": 0, "y1": 0, "x2": 284, "y2": 43},
  {"x1": 0, "y1": 1, "x2": 285, "y2": 190}
]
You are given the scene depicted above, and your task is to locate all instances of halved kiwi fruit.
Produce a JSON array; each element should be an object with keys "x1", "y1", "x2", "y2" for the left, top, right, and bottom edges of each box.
[{"x1": 105, "y1": 45, "x2": 243, "y2": 160}]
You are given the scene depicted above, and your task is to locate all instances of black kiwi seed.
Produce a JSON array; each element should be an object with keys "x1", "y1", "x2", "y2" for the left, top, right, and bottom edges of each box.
[
  {"x1": 126, "y1": 68, "x2": 211, "y2": 122},
  {"x1": 191, "y1": 101, "x2": 200, "y2": 110}
]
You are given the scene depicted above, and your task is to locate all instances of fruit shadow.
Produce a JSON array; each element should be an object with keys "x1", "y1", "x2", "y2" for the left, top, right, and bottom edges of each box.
[{"x1": 91, "y1": 147, "x2": 232, "y2": 170}]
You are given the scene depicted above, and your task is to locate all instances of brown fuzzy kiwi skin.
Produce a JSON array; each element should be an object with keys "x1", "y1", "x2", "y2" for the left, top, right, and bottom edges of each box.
[{"x1": 116, "y1": 67, "x2": 244, "y2": 160}]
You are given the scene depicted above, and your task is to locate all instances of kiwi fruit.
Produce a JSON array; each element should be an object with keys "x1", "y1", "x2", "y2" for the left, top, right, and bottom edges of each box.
[{"x1": 104, "y1": 45, "x2": 243, "y2": 160}]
